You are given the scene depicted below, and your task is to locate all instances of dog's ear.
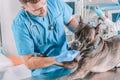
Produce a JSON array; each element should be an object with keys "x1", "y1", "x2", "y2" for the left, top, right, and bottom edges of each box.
[
  {"x1": 76, "y1": 16, "x2": 85, "y2": 31},
  {"x1": 79, "y1": 16, "x2": 84, "y2": 24},
  {"x1": 95, "y1": 23, "x2": 101, "y2": 34}
]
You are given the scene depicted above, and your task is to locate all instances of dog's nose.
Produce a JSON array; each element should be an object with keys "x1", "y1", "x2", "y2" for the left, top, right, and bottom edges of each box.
[{"x1": 71, "y1": 41, "x2": 80, "y2": 50}]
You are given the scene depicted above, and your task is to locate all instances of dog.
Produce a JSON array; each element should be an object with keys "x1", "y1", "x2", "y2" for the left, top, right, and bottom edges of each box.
[{"x1": 56, "y1": 17, "x2": 120, "y2": 80}]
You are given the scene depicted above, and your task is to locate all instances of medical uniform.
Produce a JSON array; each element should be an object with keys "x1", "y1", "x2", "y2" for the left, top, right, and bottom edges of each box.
[
  {"x1": 103, "y1": 0, "x2": 120, "y2": 32},
  {"x1": 12, "y1": 0, "x2": 75, "y2": 79},
  {"x1": 103, "y1": 18, "x2": 120, "y2": 32}
]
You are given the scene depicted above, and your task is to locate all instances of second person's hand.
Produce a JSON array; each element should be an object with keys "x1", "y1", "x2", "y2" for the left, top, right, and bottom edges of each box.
[{"x1": 92, "y1": 6, "x2": 104, "y2": 18}]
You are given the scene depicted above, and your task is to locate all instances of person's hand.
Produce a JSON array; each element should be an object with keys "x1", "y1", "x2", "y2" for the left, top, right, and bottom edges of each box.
[
  {"x1": 56, "y1": 50, "x2": 80, "y2": 63},
  {"x1": 92, "y1": 6, "x2": 104, "y2": 18}
]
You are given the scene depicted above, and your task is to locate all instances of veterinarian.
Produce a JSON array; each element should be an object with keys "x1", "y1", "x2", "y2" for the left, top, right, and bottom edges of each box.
[
  {"x1": 12, "y1": 0, "x2": 80, "y2": 79},
  {"x1": 92, "y1": 6, "x2": 120, "y2": 32}
]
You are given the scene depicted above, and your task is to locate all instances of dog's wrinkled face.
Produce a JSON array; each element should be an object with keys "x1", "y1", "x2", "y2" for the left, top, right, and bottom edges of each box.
[
  {"x1": 75, "y1": 25, "x2": 96, "y2": 45},
  {"x1": 74, "y1": 17, "x2": 101, "y2": 50}
]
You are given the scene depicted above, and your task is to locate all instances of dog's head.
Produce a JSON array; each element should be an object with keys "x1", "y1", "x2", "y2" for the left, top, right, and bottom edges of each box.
[{"x1": 75, "y1": 17, "x2": 101, "y2": 50}]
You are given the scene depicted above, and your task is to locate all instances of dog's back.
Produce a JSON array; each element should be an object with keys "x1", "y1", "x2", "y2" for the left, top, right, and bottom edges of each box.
[{"x1": 92, "y1": 35, "x2": 120, "y2": 72}]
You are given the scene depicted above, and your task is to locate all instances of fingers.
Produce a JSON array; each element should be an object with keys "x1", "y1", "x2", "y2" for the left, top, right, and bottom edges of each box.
[
  {"x1": 94, "y1": 4, "x2": 98, "y2": 7},
  {"x1": 92, "y1": 4, "x2": 100, "y2": 10}
]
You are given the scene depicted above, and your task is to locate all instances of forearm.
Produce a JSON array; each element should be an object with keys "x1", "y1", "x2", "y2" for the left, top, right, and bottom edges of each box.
[
  {"x1": 102, "y1": 16, "x2": 107, "y2": 21},
  {"x1": 22, "y1": 54, "x2": 58, "y2": 70},
  {"x1": 66, "y1": 17, "x2": 79, "y2": 32}
]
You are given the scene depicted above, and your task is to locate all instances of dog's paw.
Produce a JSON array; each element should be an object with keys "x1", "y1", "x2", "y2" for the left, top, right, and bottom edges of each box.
[{"x1": 62, "y1": 60, "x2": 78, "y2": 69}]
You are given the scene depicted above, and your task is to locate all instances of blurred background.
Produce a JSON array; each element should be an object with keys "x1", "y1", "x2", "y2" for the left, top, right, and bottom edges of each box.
[{"x1": 0, "y1": 0, "x2": 120, "y2": 80}]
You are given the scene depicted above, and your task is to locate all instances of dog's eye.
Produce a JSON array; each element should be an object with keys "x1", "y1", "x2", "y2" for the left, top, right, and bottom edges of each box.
[{"x1": 75, "y1": 35, "x2": 79, "y2": 39}]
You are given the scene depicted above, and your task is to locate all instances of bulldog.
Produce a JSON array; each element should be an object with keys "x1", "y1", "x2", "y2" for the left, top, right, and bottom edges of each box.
[{"x1": 56, "y1": 17, "x2": 120, "y2": 80}]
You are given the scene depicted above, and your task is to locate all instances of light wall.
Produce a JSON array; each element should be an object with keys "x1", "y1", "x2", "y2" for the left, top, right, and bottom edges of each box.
[{"x1": 1, "y1": 0, "x2": 21, "y2": 55}]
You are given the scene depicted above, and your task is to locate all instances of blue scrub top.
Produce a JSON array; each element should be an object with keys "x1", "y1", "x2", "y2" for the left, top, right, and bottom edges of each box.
[{"x1": 12, "y1": 0, "x2": 73, "y2": 79}]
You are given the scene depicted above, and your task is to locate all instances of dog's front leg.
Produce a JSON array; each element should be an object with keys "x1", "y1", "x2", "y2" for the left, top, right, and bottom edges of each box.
[
  {"x1": 55, "y1": 59, "x2": 78, "y2": 69},
  {"x1": 64, "y1": 67, "x2": 90, "y2": 80},
  {"x1": 65, "y1": 57, "x2": 97, "y2": 80},
  {"x1": 56, "y1": 68, "x2": 90, "y2": 80}
]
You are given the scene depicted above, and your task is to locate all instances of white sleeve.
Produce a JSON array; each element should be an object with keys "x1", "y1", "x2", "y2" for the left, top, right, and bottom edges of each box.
[{"x1": 104, "y1": 18, "x2": 120, "y2": 32}]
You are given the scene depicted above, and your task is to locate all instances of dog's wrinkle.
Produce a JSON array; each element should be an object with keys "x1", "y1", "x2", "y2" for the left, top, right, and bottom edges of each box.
[{"x1": 86, "y1": 40, "x2": 104, "y2": 58}]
